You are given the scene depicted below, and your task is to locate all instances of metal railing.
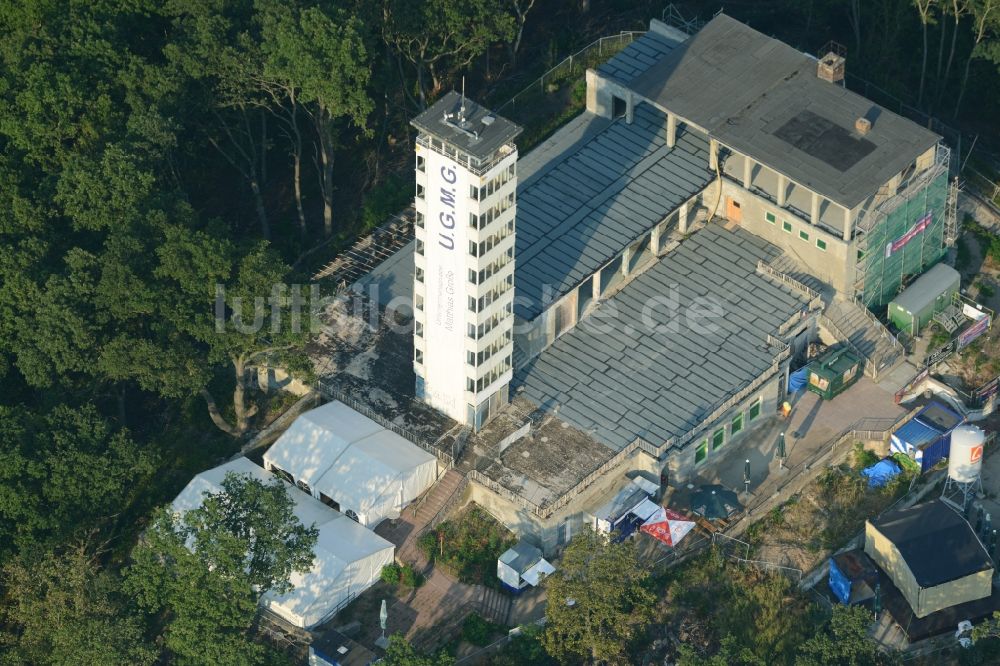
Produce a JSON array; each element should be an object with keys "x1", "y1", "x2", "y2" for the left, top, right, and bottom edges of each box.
[
  {"x1": 755, "y1": 260, "x2": 823, "y2": 310},
  {"x1": 496, "y1": 31, "x2": 645, "y2": 114},
  {"x1": 722, "y1": 412, "x2": 911, "y2": 537}
]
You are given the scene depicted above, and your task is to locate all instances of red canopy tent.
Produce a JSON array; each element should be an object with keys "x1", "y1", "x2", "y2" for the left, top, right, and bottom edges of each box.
[{"x1": 640, "y1": 508, "x2": 696, "y2": 547}]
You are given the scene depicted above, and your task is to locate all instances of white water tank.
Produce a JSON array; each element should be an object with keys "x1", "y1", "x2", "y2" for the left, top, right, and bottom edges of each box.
[{"x1": 948, "y1": 425, "x2": 986, "y2": 484}]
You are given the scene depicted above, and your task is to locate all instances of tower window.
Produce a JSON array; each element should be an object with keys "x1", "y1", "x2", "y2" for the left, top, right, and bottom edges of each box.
[
  {"x1": 416, "y1": 155, "x2": 425, "y2": 172},
  {"x1": 416, "y1": 184, "x2": 424, "y2": 200},
  {"x1": 415, "y1": 211, "x2": 424, "y2": 229},
  {"x1": 415, "y1": 239, "x2": 424, "y2": 256},
  {"x1": 415, "y1": 267, "x2": 424, "y2": 283},
  {"x1": 414, "y1": 348, "x2": 423, "y2": 364}
]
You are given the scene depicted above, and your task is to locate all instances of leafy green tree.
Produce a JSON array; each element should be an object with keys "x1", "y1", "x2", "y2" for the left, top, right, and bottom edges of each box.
[
  {"x1": 797, "y1": 605, "x2": 892, "y2": 666},
  {"x1": 542, "y1": 528, "x2": 654, "y2": 665},
  {"x1": 383, "y1": 635, "x2": 455, "y2": 666},
  {"x1": 0, "y1": 404, "x2": 156, "y2": 556},
  {"x1": 259, "y1": 1, "x2": 373, "y2": 237},
  {"x1": 126, "y1": 472, "x2": 317, "y2": 665},
  {"x1": 382, "y1": 0, "x2": 515, "y2": 106},
  {"x1": 955, "y1": 0, "x2": 1000, "y2": 115},
  {"x1": 0, "y1": 544, "x2": 156, "y2": 666}
]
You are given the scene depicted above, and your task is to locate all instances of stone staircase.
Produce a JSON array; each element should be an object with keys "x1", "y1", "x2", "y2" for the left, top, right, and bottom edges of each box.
[
  {"x1": 767, "y1": 252, "x2": 830, "y2": 299},
  {"x1": 393, "y1": 469, "x2": 467, "y2": 566},
  {"x1": 475, "y1": 584, "x2": 513, "y2": 626},
  {"x1": 822, "y1": 299, "x2": 904, "y2": 381}
]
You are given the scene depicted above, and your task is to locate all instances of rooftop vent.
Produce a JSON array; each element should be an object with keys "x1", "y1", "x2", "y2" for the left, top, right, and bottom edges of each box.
[
  {"x1": 855, "y1": 117, "x2": 872, "y2": 135},
  {"x1": 817, "y1": 41, "x2": 846, "y2": 84}
]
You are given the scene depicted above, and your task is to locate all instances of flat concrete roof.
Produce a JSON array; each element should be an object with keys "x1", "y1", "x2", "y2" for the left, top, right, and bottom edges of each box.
[
  {"x1": 411, "y1": 91, "x2": 521, "y2": 161},
  {"x1": 514, "y1": 223, "x2": 811, "y2": 452},
  {"x1": 629, "y1": 14, "x2": 940, "y2": 209},
  {"x1": 515, "y1": 102, "x2": 713, "y2": 320}
]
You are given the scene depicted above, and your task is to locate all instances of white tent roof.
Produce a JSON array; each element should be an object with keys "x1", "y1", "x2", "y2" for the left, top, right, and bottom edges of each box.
[
  {"x1": 172, "y1": 457, "x2": 394, "y2": 629},
  {"x1": 263, "y1": 401, "x2": 383, "y2": 487},
  {"x1": 263, "y1": 401, "x2": 438, "y2": 525},
  {"x1": 313, "y1": 430, "x2": 435, "y2": 515}
]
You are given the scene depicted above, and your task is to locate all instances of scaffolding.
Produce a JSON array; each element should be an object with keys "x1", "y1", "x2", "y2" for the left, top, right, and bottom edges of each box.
[{"x1": 853, "y1": 145, "x2": 951, "y2": 308}]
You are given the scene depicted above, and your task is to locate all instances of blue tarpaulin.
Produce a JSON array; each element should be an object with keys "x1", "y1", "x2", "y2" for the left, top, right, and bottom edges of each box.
[
  {"x1": 788, "y1": 366, "x2": 809, "y2": 393},
  {"x1": 861, "y1": 459, "x2": 902, "y2": 488},
  {"x1": 828, "y1": 557, "x2": 852, "y2": 605}
]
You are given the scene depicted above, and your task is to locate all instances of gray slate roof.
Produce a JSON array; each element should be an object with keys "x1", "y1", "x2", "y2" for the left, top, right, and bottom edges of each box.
[
  {"x1": 411, "y1": 91, "x2": 521, "y2": 161},
  {"x1": 514, "y1": 224, "x2": 810, "y2": 452},
  {"x1": 629, "y1": 14, "x2": 940, "y2": 209},
  {"x1": 515, "y1": 102, "x2": 713, "y2": 320},
  {"x1": 596, "y1": 30, "x2": 683, "y2": 86}
]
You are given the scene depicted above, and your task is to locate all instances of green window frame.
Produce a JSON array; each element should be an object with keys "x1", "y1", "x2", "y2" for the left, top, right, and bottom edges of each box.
[
  {"x1": 782, "y1": 220, "x2": 793, "y2": 233},
  {"x1": 695, "y1": 439, "x2": 708, "y2": 464},
  {"x1": 857, "y1": 249, "x2": 865, "y2": 261},
  {"x1": 712, "y1": 427, "x2": 726, "y2": 450},
  {"x1": 731, "y1": 412, "x2": 744, "y2": 436},
  {"x1": 799, "y1": 230, "x2": 810, "y2": 242},
  {"x1": 816, "y1": 238, "x2": 827, "y2": 251},
  {"x1": 765, "y1": 211, "x2": 776, "y2": 224},
  {"x1": 747, "y1": 398, "x2": 761, "y2": 422}
]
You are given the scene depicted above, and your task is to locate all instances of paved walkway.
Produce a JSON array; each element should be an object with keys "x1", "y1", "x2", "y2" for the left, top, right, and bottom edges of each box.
[{"x1": 675, "y1": 378, "x2": 906, "y2": 515}]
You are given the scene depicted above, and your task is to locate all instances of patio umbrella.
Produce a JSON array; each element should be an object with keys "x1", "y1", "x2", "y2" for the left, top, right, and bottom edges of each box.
[
  {"x1": 687, "y1": 484, "x2": 743, "y2": 520},
  {"x1": 640, "y1": 508, "x2": 696, "y2": 547}
]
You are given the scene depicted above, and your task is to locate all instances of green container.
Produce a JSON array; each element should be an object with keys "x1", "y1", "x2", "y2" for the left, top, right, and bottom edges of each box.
[
  {"x1": 807, "y1": 347, "x2": 863, "y2": 400},
  {"x1": 887, "y1": 263, "x2": 960, "y2": 335}
]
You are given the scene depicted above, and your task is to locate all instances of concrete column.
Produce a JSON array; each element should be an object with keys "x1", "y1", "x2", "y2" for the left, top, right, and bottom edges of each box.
[
  {"x1": 777, "y1": 174, "x2": 787, "y2": 207},
  {"x1": 679, "y1": 201, "x2": 690, "y2": 234},
  {"x1": 651, "y1": 222, "x2": 662, "y2": 254},
  {"x1": 810, "y1": 191, "x2": 820, "y2": 226},
  {"x1": 626, "y1": 92, "x2": 635, "y2": 125},
  {"x1": 666, "y1": 113, "x2": 677, "y2": 149},
  {"x1": 742, "y1": 156, "x2": 752, "y2": 189},
  {"x1": 621, "y1": 246, "x2": 631, "y2": 276},
  {"x1": 709, "y1": 139, "x2": 719, "y2": 172},
  {"x1": 593, "y1": 268, "x2": 602, "y2": 301},
  {"x1": 842, "y1": 206, "x2": 852, "y2": 241}
]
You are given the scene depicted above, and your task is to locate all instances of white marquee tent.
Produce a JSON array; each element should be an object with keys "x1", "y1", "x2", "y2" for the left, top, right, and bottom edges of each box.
[
  {"x1": 172, "y1": 457, "x2": 394, "y2": 629},
  {"x1": 263, "y1": 401, "x2": 439, "y2": 527}
]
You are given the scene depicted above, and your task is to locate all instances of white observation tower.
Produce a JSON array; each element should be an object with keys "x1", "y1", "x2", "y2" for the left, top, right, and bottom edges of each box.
[{"x1": 410, "y1": 92, "x2": 521, "y2": 430}]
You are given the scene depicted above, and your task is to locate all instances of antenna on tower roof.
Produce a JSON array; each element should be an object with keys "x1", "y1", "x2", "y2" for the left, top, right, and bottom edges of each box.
[{"x1": 460, "y1": 76, "x2": 467, "y2": 122}]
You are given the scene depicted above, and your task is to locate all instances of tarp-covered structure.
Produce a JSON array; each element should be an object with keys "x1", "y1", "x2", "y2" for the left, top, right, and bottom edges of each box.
[
  {"x1": 865, "y1": 499, "x2": 993, "y2": 618},
  {"x1": 828, "y1": 550, "x2": 879, "y2": 605},
  {"x1": 890, "y1": 401, "x2": 963, "y2": 473},
  {"x1": 591, "y1": 477, "x2": 660, "y2": 540},
  {"x1": 263, "y1": 401, "x2": 438, "y2": 527},
  {"x1": 172, "y1": 457, "x2": 395, "y2": 629}
]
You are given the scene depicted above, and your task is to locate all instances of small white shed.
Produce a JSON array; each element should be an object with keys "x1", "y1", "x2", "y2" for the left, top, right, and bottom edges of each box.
[{"x1": 497, "y1": 540, "x2": 555, "y2": 592}]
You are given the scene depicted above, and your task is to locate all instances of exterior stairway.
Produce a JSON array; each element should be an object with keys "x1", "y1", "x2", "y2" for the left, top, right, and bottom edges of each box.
[
  {"x1": 767, "y1": 252, "x2": 831, "y2": 300},
  {"x1": 476, "y1": 584, "x2": 513, "y2": 626},
  {"x1": 391, "y1": 469, "x2": 467, "y2": 567},
  {"x1": 822, "y1": 299, "x2": 905, "y2": 381}
]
